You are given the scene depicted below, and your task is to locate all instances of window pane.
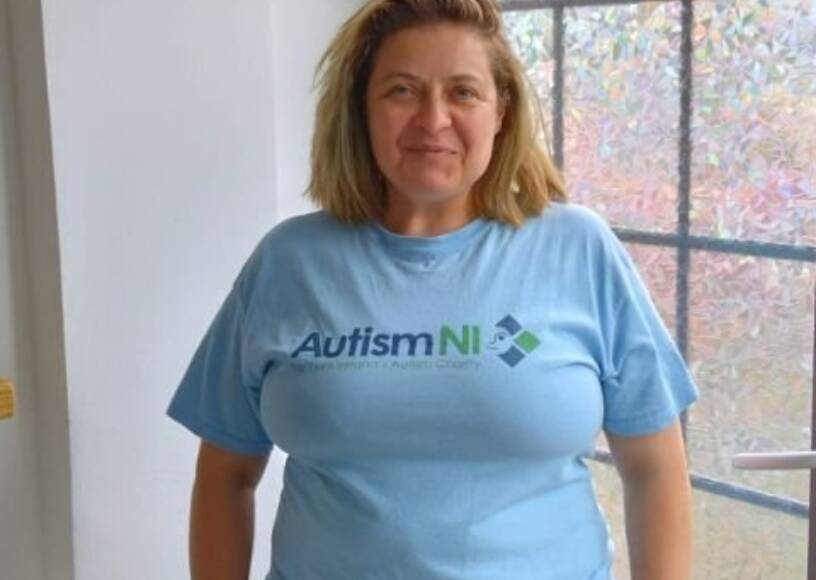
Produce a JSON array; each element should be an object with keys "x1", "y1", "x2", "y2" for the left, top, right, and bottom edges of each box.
[
  {"x1": 693, "y1": 489, "x2": 807, "y2": 579},
  {"x1": 503, "y1": 9, "x2": 554, "y2": 143},
  {"x1": 625, "y1": 242, "x2": 677, "y2": 334},
  {"x1": 563, "y1": 2, "x2": 682, "y2": 232},
  {"x1": 691, "y1": 0, "x2": 816, "y2": 245},
  {"x1": 504, "y1": 3, "x2": 815, "y2": 577},
  {"x1": 590, "y1": 455, "x2": 808, "y2": 580},
  {"x1": 687, "y1": 252, "x2": 814, "y2": 503}
]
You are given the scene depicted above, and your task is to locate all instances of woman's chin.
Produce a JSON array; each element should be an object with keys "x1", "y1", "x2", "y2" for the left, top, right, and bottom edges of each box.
[{"x1": 391, "y1": 181, "x2": 465, "y2": 204}]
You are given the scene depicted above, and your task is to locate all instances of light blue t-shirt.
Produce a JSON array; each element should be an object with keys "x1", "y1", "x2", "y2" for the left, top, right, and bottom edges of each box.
[{"x1": 166, "y1": 202, "x2": 699, "y2": 580}]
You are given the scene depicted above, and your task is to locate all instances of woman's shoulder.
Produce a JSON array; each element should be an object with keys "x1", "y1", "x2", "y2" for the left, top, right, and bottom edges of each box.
[
  {"x1": 233, "y1": 210, "x2": 346, "y2": 301},
  {"x1": 235, "y1": 210, "x2": 332, "y2": 273},
  {"x1": 537, "y1": 201, "x2": 609, "y2": 228},
  {"x1": 251, "y1": 209, "x2": 359, "y2": 255},
  {"x1": 525, "y1": 201, "x2": 617, "y2": 245},
  {"x1": 260, "y1": 209, "x2": 337, "y2": 243}
]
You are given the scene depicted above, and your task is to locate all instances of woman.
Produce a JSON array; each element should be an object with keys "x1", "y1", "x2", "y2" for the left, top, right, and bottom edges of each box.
[{"x1": 167, "y1": 1, "x2": 699, "y2": 579}]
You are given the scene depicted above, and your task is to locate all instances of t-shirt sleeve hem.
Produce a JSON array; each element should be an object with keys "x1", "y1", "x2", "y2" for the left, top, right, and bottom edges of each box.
[
  {"x1": 603, "y1": 390, "x2": 700, "y2": 437},
  {"x1": 166, "y1": 405, "x2": 273, "y2": 457}
]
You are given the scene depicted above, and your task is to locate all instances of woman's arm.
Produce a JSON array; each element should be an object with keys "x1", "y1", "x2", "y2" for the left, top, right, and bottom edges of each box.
[
  {"x1": 605, "y1": 419, "x2": 693, "y2": 580},
  {"x1": 190, "y1": 441, "x2": 270, "y2": 580}
]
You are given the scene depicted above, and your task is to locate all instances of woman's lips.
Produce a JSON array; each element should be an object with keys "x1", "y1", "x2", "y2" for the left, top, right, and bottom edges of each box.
[{"x1": 404, "y1": 145, "x2": 456, "y2": 154}]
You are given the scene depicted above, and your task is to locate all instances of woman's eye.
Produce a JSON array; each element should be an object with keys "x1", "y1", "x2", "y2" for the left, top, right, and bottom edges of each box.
[
  {"x1": 454, "y1": 87, "x2": 478, "y2": 100},
  {"x1": 388, "y1": 85, "x2": 414, "y2": 97}
]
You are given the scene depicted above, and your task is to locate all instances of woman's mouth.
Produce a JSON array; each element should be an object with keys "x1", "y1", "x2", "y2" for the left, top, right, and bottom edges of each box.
[{"x1": 404, "y1": 145, "x2": 456, "y2": 155}]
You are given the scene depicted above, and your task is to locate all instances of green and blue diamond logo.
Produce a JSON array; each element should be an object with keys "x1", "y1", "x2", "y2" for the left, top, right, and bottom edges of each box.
[{"x1": 487, "y1": 315, "x2": 541, "y2": 367}]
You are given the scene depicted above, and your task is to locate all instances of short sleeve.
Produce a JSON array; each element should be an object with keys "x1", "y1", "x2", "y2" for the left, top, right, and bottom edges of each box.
[
  {"x1": 596, "y1": 223, "x2": 700, "y2": 437},
  {"x1": 166, "y1": 257, "x2": 274, "y2": 457}
]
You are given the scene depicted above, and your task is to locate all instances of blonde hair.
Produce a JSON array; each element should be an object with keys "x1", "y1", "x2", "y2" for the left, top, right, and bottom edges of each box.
[{"x1": 307, "y1": 0, "x2": 567, "y2": 227}]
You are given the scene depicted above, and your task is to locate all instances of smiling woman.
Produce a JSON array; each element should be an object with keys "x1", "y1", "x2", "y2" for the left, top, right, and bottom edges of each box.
[
  {"x1": 308, "y1": 0, "x2": 567, "y2": 232},
  {"x1": 165, "y1": 1, "x2": 700, "y2": 579},
  {"x1": 365, "y1": 23, "x2": 506, "y2": 221}
]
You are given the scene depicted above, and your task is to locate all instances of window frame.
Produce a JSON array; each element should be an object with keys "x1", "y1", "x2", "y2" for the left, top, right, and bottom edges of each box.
[{"x1": 500, "y1": 0, "x2": 816, "y2": 567}]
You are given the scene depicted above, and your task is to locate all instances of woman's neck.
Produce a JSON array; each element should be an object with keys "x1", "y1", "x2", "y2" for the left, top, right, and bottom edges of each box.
[{"x1": 379, "y1": 193, "x2": 478, "y2": 236}]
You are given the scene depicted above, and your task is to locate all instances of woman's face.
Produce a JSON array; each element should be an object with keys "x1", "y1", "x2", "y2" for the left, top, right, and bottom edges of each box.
[{"x1": 365, "y1": 22, "x2": 504, "y2": 210}]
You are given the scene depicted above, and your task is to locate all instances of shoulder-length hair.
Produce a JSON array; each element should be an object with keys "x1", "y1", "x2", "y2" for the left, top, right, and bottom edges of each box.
[{"x1": 307, "y1": 0, "x2": 567, "y2": 227}]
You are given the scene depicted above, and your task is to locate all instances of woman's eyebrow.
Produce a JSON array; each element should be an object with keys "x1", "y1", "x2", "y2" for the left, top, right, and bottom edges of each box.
[
  {"x1": 379, "y1": 72, "x2": 485, "y2": 84},
  {"x1": 380, "y1": 72, "x2": 421, "y2": 83},
  {"x1": 449, "y1": 73, "x2": 484, "y2": 84}
]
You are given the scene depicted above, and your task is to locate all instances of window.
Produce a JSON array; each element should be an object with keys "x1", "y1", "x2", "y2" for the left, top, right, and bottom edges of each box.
[{"x1": 502, "y1": 1, "x2": 816, "y2": 577}]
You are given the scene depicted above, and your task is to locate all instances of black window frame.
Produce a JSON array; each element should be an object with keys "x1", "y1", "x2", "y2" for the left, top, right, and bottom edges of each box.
[{"x1": 501, "y1": 0, "x2": 815, "y2": 529}]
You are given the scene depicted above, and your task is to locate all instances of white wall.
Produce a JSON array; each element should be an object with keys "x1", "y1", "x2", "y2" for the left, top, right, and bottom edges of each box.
[
  {"x1": 41, "y1": 0, "x2": 279, "y2": 576},
  {"x1": 32, "y1": 0, "x2": 360, "y2": 578},
  {"x1": 271, "y1": 0, "x2": 362, "y2": 218}
]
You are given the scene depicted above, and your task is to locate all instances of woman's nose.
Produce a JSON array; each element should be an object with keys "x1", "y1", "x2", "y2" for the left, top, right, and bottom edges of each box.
[{"x1": 414, "y1": 94, "x2": 452, "y2": 132}]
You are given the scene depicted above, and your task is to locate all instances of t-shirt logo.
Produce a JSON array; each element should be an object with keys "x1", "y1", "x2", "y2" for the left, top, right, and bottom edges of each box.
[
  {"x1": 487, "y1": 315, "x2": 541, "y2": 367},
  {"x1": 289, "y1": 315, "x2": 540, "y2": 369}
]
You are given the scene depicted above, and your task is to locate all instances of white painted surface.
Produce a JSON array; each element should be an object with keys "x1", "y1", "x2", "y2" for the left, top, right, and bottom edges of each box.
[
  {"x1": 40, "y1": 0, "x2": 282, "y2": 575},
  {"x1": 270, "y1": 0, "x2": 362, "y2": 219},
  {"x1": 2, "y1": 0, "x2": 362, "y2": 577}
]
